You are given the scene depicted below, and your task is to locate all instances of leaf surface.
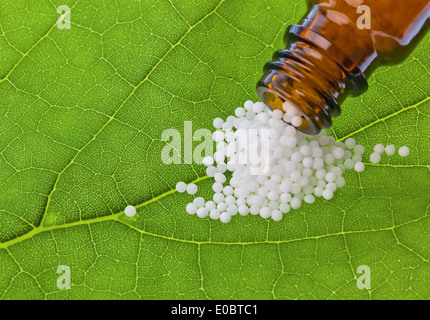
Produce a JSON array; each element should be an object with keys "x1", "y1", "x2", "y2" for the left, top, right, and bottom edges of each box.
[{"x1": 0, "y1": 0, "x2": 429, "y2": 299}]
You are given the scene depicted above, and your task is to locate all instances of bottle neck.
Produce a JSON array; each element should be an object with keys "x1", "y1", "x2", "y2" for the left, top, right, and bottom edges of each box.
[{"x1": 257, "y1": 25, "x2": 367, "y2": 135}]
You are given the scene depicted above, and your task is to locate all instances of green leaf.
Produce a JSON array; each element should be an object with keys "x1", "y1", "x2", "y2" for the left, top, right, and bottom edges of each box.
[{"x1": 0, "y1": 0, "x2": 429, "y2": 300}]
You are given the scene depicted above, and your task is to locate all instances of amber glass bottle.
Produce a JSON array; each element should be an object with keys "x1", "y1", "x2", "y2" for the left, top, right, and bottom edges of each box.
[{"x1": 257, "y1": 0, "x2": 430, "y2": 134}]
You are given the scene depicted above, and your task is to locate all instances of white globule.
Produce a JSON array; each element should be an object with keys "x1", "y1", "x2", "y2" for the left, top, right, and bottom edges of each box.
[
  {"x1": 186, "y1": 183, "x2": 198, "y2": 195},
  {"x1": 124, "y1": 205, "x2": 137, "y2": 217},
  {"x1": 175, "y1": 181, "x2": 187, "y2": 193},
  {"x1": 385, "y1": 144, "x2": 396, "y2": 156},
  {"x1": 398, "y1": 146, "x2": 410, "y2": 157},
  {"x1": 186, "y1": 203, "x2": 197, "y2": 215},
  {"x1": 370, "y1": 152, "x2": 381, "y2": 164},
  {"x1": 354, "y1": 162, "x2": 365, "y2": 172},
  {"x1": 345, "y1": 138, "x2": 356, "y2": 149},
  {"x1": 181, "y1": 100, "x2": 371, "y2": 223},
  {"x1": 374, "y1": 144, "x2": 385, "y2": 154}
]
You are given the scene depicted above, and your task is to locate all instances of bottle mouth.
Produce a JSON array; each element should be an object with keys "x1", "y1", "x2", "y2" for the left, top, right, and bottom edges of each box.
[
  {"x1": 256, "y1": 25, "x2": 369, "y2": 136},
  {"x1": 257, "y1": 84, "x2": 324, "y2": 135}
]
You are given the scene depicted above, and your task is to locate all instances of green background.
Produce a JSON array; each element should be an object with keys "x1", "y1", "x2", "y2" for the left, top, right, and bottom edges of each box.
[{"x1": 0, "y1": 0, "x2": 429, "y2": 299}]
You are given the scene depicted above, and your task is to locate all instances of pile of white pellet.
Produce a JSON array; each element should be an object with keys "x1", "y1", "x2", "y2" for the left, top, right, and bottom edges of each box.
[{"x1": 172, "y1": 100, "x2": 409, "y2": 223}]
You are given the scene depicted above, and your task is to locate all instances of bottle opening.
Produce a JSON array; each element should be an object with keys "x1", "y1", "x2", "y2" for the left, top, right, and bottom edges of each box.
[{"x1": 258, "y1": 86, "x2": 322, "y2": 136}]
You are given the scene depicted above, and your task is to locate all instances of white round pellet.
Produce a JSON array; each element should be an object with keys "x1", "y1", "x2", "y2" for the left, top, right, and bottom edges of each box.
[
  {"x1": 213, "y1": 192, "x2": 225, "y2": 203},
  {"x1": 303, "y1": 185, "x2": 314, "y2": 195},
  {"x1": 259, "y1": 206, "x2": 271, "y2": 219},
  {"x1": 291, "y1": 116, "x2": 303, "y2": 127},
  {"x1": 271, "y1": 109, "x2": 283, "y2": 120},
  {"x1": 317, "y1": 180, "x2": 327, "y2": 188},
  {"x1": 124, "y1": 205, "x2": 136, "y2": 217},
  {"x1": 344, "y1": 150, "x2": 352, "y2": 160},
  {"x1": 385, "y1": 144, "x2": 396, "y2": 156},
  {"x1": 220, "y1": 212, "x2": 231, "y2": 223},
  {"x1": 370, "y1": 152, "x2": 381, "y2": 164},
  {"x1": 209, "y1": 209, "x2": 220, "y2": 220},
  {"x1": 206, "y1": 166, "x2": 217, "y2": 177},
  {"x1": 302, "y1": 157, "x2": 313, "y2": 168},
  {"x1": 345, "y1": 138, "x2": 356, "y2": 149},
  {"x1": 333, "y1": 147, "x2": 345, "y2": 159},
  {"x1": 374, "y1": 144, "x2": 385, "y2": 154},
  {"x1": 282, "y1": 101, "x2": 294, "y2": 112},
  {"x1": 236, "y1": 198, "x2": 246, "y2": 206},
  {"x1": 227, "y1": 204, "x2": 238, "y2": 216},
  {"x1": 205, "y1": 201, "x2": 216, "y2": 211},
  {"x1": 312, "y1": 158, "x2": 324, "y2": 170},
  {"x1": 214, "y1": 172, "x2": 226, "y2": 183},
  {"x1": 290, "y1": 170, "x2": 301, "y2": 182},
  {"x1": 322, "y1": 189, "x2": 334, "y2": 200},
  {"x1": 332, "y1": 167, "x2": 342, "y2": 177},
  {"x1": 252, "y1": 101, "x2": 265, "y2": 113},
  {"x1": 217, "y1": 163, "x2": 227, "y2": 173},
  {"x1": 280, "y1": 193, "x2": 292, "y2": 203},
  {"x1": 327, "y1": 137, "x2": 336, "y2": 145},
  {"x1": 212, "y1": 131, "x2": 224, "y2": 142},
  {"x1": 299, "y1": 145, "x2": 311, "y2": 156},
  {"x1": 175, "y1": 181, "x2": 187, "y2": 193},
  {"x1": 303, "y1": 168, "x2": 313, "y2": 178},
  {"x1": 352, "y1": 154, "x2": 362, "y2": 163},
  {"x1": 313, "y1": 186, "x2": 323, "y2": 197},
  {"x1": 335, "y1": 176, "x2": 346, "y2": 188},
  {"x1": 326, "y1": 182, "x2": 337, "y2": 192},
  {"x1": 212, "y1": 182, "x2": 223, "y2": 193},
  {"x1": 249, "y1": 205, "x2": 260, "y2": 215},
  {"x1": 258, "y1": 112, "x2": 270, "y2": 124},
  {"x1": 197, "y1": 207, "x2": 209, "y2": 218},
  {"x1": 193, "y1": 197, "x2": 205, "y2": 208},
  {"x1": 186, "y1": 203, "x2": 197, "y2": 215},
  {"x1": 238, "y1": 205, "x2": 249, "y2": 216},
  {"x1": 186, "y1": 183, "x2": 198, "y2": 195},
  {"x1": 319, "y1": 136, "x2": 329, "y2": 146},
  {"x1": 344, "y1": 159, "x2": 355, "y2": 169},
  {"x1": 324, "y1": 154, "x2": 335, "y2": 165},
  {"x1": 285, "y1": 104, "x2": 298, "y2": 118},
  {"x1": 312, "y1": 147, "x2": 324, "y2": 158},
  {"x1": 268, "y1": 190, "x2": 278, "y2": 201},
  {"x1": 299, "y1": 176, "x2": 309, "y2": 187},
  {"x1": 223, "y1": 186, "x2": 234, "y2": 196},
  {"x1": 213, "y1": 117, "x2": 223, "y2": 129},
  {"x1": 222, "y1": 121, "x2": 233, "y2": 131},
  {"x1": 304, "y1": 194, "x2": 315, "y2": 204},
  {"x1": 244, "y1": 100, "x2": 254, "y2": 110},
  {"x1": 399, "y1": 146, "x2": 410, "y2": 157},
  {"x1": 284, "y1": 136, "x2": 297, "y2": 148},
  {"x1": 217, "y1": 202, "x2": 227, "y2": 212},
  {"x1": 258, "y1": 187, "x2": 268, "y2": 197},
  {"x1": 290, "y1": 197, "x2": 301, "y2": 210},
  {"x1": 225, "y1": 195, "x2": 236, "y2": 205},
  {"x1": 279, "y1": 203, "x2": 291, "y2": 214},
  {"x1": 354, "y1": 145, "x2": 365, "y2": 155},
  {"x1": 271, "y1": 210, "x2": 283, "y2": 221},
  {"x1": 235, "y1": 107, "x2": 246, "y2": 117},
  {"x1": 354, "y1": 162, "x2": 365, "y2": 172},
  {"x1": 316, "y1": 169, "x2": 326, "y2": 180},
  {"x1": 325, "y1": 172, "x2": 336, "y2": 183},
  {"x1": 284, "y1": 161, "x2": 297, "y2": 172}
]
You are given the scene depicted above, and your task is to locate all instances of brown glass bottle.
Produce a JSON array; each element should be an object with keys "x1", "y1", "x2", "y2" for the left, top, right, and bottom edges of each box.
[{"x1": 257, "y1": 0, "x2": 430, "y2": 135}]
